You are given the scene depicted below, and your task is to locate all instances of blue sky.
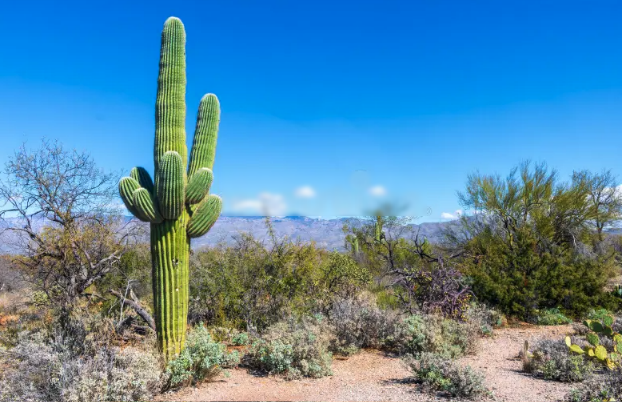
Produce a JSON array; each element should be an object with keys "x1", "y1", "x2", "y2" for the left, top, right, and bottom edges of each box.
[{"x1": 1, "y1": 1, "x2": 622, "y2": 221}]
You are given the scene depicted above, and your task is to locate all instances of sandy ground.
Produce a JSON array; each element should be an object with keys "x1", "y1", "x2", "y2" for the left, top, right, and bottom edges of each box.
[
  {"x1": 157, "y1": 324, "x2": 576, "y2": 402},
  {"x1": 461, "y1": 324, "x2": 575, "y2": 402}
]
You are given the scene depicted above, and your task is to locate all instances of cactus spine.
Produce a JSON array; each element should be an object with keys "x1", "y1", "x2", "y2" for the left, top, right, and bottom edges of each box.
[{"x1": 119, "y1": 17, "x2": 222, "y2": 359}]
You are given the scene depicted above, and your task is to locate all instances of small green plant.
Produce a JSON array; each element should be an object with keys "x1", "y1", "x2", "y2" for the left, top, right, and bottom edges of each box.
[
  {"x1": 523, "y1": 339, "x2": 594, "y2": 382},
  {"x1": 405, "y1": 352, "x2": 488, "y2": 399},
  {"x1": 165, "y1": 324, "x2": 240, "y2": 388},
  {"x1": 566, "y1": 314, "x2": 622, "y2": 370},
  {"x1": 586, "y1": 308, "x2": 615, "y2": 322},
  {"x1": 535, "y1": 308, "x2": 573, "y2": 325},
  {"x1": 385, "y1": 314, "x2": 480, "y2": 358},
  {"x1": 328, "y1": 292, "x2": 401, "y2": 356},
  {"x1": 244, "y1": 315, "x2": 334, "y2": 380},
  {"x1": 564, "y1": 368, "x2": 622, "y2": 402},
  {"x1": 231, "y1": 332, "x2": 250, "y2": 346},
  {"x1": 466, "y1": 302, "x2": 505, "y2": 336}
]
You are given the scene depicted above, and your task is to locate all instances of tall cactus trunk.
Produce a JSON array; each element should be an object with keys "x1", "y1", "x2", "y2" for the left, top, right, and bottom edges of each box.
[
  {"x1": 151, "y1": 214, "x2": 190, "y2": 358},
  {"x1": 119, "y1": 17, "x2": 223, "y2": 360}
]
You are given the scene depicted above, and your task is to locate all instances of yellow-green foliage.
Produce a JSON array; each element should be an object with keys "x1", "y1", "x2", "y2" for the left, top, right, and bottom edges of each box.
[
  {"x1": 454, "y1": 162, "x2": 619, "y2": 320},
  {"x1": 188, "y1": 233, "x2": 371, "y2": 331}
]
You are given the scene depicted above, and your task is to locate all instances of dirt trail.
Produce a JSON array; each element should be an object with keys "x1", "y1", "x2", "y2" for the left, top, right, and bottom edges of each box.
[
  {"x1": 157, "y1": 325, "x2": 576, "y2": 402},
  {"x1": 461, "y1": 324, "x2": 575, "y2": 402}
]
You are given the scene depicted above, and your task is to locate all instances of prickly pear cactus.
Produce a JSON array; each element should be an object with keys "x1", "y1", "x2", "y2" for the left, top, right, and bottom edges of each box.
[
  {"x1": 119, "y1": 17, "x2": 222, "y2": 359},
  {"x1": 566, "y1": 315, "x2": 622, "y2": 370}
]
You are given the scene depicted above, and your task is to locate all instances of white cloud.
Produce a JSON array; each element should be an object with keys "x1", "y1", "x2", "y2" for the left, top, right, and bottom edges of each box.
[
  {"x1": 441, "y1": 209, "x2": 463, "y2": 220},
  {"x1": 231, "y1": 192, "x2": 287, "y2": 216},
  {"x1": 232, "y1": 199, "x2": 262, "y2": 211},
  {"x1": 295, "y1": 185, "x2": 316, "y2": 198},
  {"x1": 369, "y1": 185, "x2": 387, "y2": 197}
]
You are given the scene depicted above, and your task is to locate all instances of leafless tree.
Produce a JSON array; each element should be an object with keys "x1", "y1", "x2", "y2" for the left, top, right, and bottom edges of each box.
[{"x1": 0, "y1": 140, "x2": 141, "y2": 307}]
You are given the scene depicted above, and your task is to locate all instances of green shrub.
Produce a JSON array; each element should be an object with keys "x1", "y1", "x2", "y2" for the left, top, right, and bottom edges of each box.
[
  {"x1": 405, "y1": 352, "x2": 488, "y2": 399},
  {"x1": 231, "y1": 331, "x2": 250, "y2": 346},
  {"x1": 524, "y1": 339, "x2": 594, "y2": 382},
  {"x1": 328, "y1": 292, "x2": 401, "y2": 355},
  {"x1": 454, "y1": 163, "x2": 619, "y2": 321},
  {"x1": 385, "y1": 314, "x2": 480, "y2": 358},
  {"x1": 465, "y1": 302, "x2": 505, "y2": 336},
  {"x1": 245, "y1": 315, "x2": 334, "y2": 380},
  {"x1": 565, "y1": 370, "x2": 622, "y2": 401},
  {"x1": 165, "y1": 324, "x2": 240, "y2": 388},
  {"x1": 188, "y1": 233, "x2": 370, "y2": 332},
  {"x1": 208, "y1": 326, "x2": 245, "y2": 344},
  {"x1": 535, "y1": 308, "x2": 573, "y2": 325},
  {"x1": 460, "y1": 230, "x2": 618, "y2": 321},
  {"x1": 585, "y1": 308, "x2": 614, "y2": 322}
]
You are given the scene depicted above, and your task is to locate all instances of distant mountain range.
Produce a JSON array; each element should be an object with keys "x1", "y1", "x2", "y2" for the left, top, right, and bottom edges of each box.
[
  {"x1": 0, "y1": 215, "x2": 457, "y2": 254},
  {"x1": 3, "y1": 215, "x2": 619, "y2": 254},
  {"x1": 192, "y1": 216, "x2": 457, "y2": 250}
]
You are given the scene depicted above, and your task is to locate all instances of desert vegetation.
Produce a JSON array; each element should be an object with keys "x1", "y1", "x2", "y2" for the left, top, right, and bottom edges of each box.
[{"x1": 0, "y1": 15, "x2": 621, "y2": 402}]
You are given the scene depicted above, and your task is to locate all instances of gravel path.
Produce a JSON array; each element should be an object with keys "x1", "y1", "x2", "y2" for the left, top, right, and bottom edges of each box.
[
  {"x1": 157, "y1": 324, "x2": 576, "y2": 402},
  {"x1": 460, "y1": 324, "x2": 575, "y2": 402}
]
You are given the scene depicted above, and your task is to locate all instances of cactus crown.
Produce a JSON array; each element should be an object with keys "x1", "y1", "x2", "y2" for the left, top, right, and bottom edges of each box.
[{"x1": 119, "y1": 17, "x2": 222, "y2": 238}]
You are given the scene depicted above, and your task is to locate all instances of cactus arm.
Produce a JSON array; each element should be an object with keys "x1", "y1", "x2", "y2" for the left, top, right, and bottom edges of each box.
[
  {"x1": 156, "y1": 151, "x2": 185, "y2": 219},
  {"x1": 186, "y1": 168, "x2": 213, "y2": 204},
  {"x1": 155, "y1": 17, "x2": 187, "y2": 173},
  {"x1": 133, "y1": 188, "x2": 164, "y2": 223},
  {"x1": 188, "y1": 94, "x2": 220, "y2": 176},
  {"x1": 130, "y1": 167, "x2": 155, "y2": 194},
  {"x1": 119, "y1": 177, "x2": 141, "y2": 216},
  {"x1": 187, "y1": 194, "x2": 222, "y2": 238}
]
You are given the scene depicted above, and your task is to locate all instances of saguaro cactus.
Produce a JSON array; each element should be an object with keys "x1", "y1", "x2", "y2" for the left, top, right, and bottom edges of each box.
[{"x1": 119, "y1": 17, "x2": 222, "y2": 359}]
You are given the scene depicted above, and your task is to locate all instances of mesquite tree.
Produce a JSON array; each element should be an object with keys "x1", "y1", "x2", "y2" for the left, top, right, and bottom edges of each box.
[
  {"x1": 0, "y1": 140, "x2": 131, "y2": 307},
  {"x1": 119, "y1": 17, "x2": 222, "y2": 359}
]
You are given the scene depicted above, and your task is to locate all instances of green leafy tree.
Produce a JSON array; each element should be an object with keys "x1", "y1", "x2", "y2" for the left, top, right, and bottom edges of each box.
[{"x1": 452, "y1": 161, "x2": 619, "y2": 319}]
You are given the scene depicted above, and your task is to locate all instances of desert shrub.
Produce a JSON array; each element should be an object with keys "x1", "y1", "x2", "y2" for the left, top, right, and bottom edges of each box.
[
  {"x1": 328, "y1": 292, "x2": 401, "y2": 355},
  {"x1": 565, "y1": 370, "x2": 622, "y2": 401},
  {"x1": 384, "y1": 314, "x2": 480, "y2": 358},
  {"x1": 465, "y1": 302, "x2": 505, "y2": 336},
  {"x1": 535, "y1": 308, "x2": 573, "y2": 325},
  {"x1": 207, "y1": 326, "x2": 250, "y2": 346},
  {"x1": 460, "y1": 231, "x2": 618, "y2": 321},
  {"x1": 188, "y1": 233, "x2": 368, "y2": 332},
  {"x1": 231, "y1": 331, "x2": 250, "y2": 346},
  {"x1": 405, "y1": 352, "x2": 488, "y2": 399},
  {"x1": 0, "y1": 329, "x2": 162, "y2": 402},
  {"x1": 524, "y1": 339, "x2": 594, "y2": 382},
  {"x1": 245, "y1": 315, "x2": 334, "y2": 380},
  {"x1": 585, "y1": 308, "x2": 614, "y2": 321},
  {"x1": 409, "y1": 266, "x2": 473, "y2": 320},
  {"x1": 318, "y1": 252, "x2": 372, "y2": 305},
  {"x1": 452, "y1": 163, "x2": 619, "y2": 321},
  {"x1": 208, "y1": 326, "x2": 241, "y2": 343},
  {"x1": 165, "y1": 324, "x2": 240, "y2": 388}
]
